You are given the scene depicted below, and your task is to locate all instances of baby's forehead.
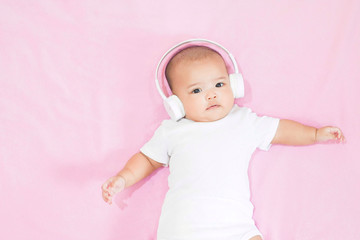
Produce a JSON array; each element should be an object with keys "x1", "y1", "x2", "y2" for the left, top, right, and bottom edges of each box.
[
  {"x1": 167, "y1": 47, "x2": 226, "y2": 77},
  {"x1": 165, "y1": 46, "x2": 228, "y2": 90}
]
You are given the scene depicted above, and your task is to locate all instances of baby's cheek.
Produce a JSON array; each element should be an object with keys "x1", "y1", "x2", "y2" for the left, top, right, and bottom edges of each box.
[{"x1": 184, "y1": 99, "x2": 201, "y2": 112}]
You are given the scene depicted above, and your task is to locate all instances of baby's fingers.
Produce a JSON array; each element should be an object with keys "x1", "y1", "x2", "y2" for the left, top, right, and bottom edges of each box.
[
  {"x1": 101, "y1": 176, "x2": 126, "y2": 205},
  {"x1": 327, "y1": 127, "x2": 345, "y2": 142},
  {"x1": 102, "y1": 189, "x2": 113, "y2": 204},
  {"x1": 102, "y1": 179, "x2": 115, "y2": 204},
  {"x1": 329, "y1": 127, "x2": 346, "y2": 143}
]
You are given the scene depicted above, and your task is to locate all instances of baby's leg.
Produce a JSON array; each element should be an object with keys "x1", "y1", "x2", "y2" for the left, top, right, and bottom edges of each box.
[{"x1": 249, "y1": 235, "x2": 262, "y2": 240}]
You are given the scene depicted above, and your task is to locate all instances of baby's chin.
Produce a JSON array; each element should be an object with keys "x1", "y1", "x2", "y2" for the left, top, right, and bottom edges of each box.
[{"x1": 186, "y1": 109, "x2": 230, "y2": 122}]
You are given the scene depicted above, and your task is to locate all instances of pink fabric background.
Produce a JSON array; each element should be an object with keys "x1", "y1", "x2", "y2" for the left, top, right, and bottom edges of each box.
[{"x1": 1, "y1": 1, "x2": 359, "y2": 239}]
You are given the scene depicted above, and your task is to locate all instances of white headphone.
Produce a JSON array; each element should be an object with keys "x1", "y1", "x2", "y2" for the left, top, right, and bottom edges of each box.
[{"x1": 155, "y1": 39, "x2": 244, "y2": 121}]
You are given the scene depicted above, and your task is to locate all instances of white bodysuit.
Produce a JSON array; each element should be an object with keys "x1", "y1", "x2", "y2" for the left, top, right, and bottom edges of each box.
[{"x1": 140, "y1": 105, "x2": 279, "y2": 240}]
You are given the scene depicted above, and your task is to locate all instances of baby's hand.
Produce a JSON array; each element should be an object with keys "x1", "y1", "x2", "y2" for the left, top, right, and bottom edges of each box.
[
  {"x1": 102, "y1": 175, "x2": 126, "y2": 205},
  {"x1": 316, "y1": 126, "x2": 346, "y2": 143}
]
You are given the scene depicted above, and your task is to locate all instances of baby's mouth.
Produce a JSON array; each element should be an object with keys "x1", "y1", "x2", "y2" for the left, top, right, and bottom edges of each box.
[{"x1": 206, "y1": 104, "x2": 220, "y2": 110}]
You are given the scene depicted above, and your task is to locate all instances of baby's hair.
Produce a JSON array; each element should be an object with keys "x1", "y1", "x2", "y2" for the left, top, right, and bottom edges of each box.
[{"x1": 165, "y1": 46, "x2": 223, "y2": 90}]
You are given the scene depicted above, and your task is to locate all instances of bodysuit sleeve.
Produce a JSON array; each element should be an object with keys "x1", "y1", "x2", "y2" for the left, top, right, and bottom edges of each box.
[
  {"x1": 245, "y1": 108, "x2": 280, "y2": 151},
  {"x1": 140, "y1": 123, "x2": 170, "y2": 166}
]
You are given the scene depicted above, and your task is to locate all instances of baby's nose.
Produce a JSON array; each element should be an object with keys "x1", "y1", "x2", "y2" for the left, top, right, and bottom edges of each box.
[{"x1": 206, "y1": 91, "x2": 217, "y2": 100}]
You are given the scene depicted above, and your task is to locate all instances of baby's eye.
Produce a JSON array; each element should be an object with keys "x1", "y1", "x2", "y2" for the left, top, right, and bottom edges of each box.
[
  {"x1": 216, "y1": 82, "x2": 224, "y2": 87},
  {"x1": 192, "y1": 88, "x2": 202, "y2": 94}
]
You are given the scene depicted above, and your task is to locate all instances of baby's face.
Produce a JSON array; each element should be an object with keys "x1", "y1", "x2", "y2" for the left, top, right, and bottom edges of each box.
[{"x1": 171, "y1": 54, "x2": 234, "y2": 122}]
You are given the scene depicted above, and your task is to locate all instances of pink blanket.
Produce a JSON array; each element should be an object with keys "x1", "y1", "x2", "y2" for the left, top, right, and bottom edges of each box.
[{"x1": 1, "y1": 1, "x2": 359, "y2": 239}]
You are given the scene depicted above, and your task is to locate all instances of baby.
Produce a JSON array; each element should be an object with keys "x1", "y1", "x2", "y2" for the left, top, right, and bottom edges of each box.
[{"x1": 102, "y1": 41, "x2": 345, "y2": 240}]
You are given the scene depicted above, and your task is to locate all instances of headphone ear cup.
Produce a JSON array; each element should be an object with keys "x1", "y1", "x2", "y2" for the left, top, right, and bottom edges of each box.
[
  {"x1": 229, "y1": 73, "x2": 244, "y2": 98},
  {"x1": 164, "y1": 95, "x2": 185, "y2": 121}
]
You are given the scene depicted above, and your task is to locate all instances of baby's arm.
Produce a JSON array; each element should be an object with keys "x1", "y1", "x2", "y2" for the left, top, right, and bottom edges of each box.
[
  {"x1": 272, "y1": 119, "x2": 345, "y2": 145},
  {"x1": 102, "y1": 152, "x2": 163, "y2": 204}
]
